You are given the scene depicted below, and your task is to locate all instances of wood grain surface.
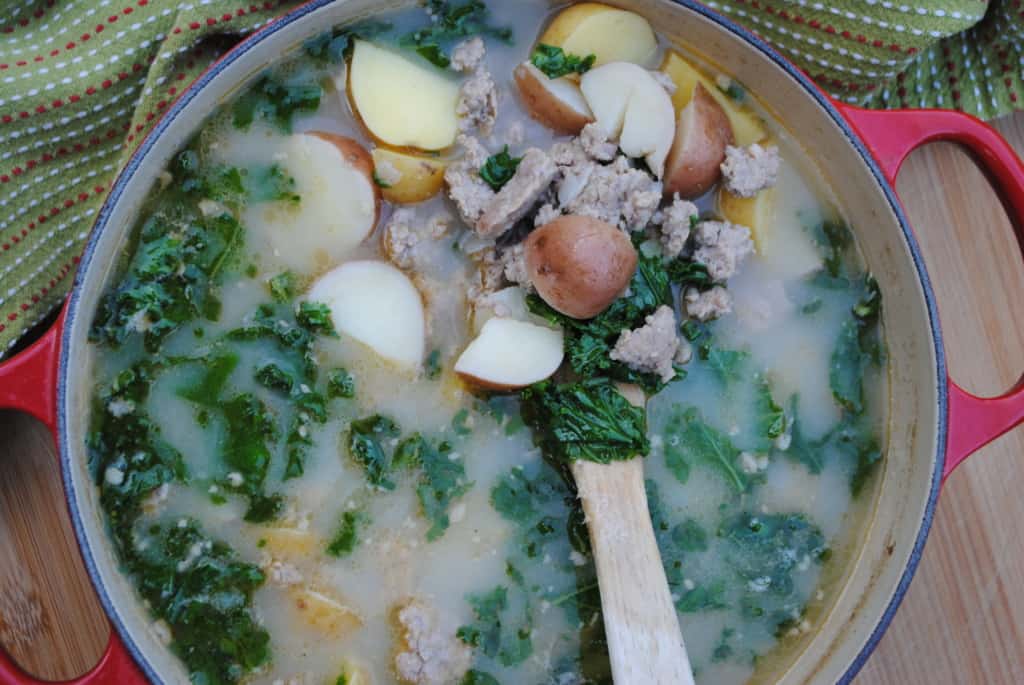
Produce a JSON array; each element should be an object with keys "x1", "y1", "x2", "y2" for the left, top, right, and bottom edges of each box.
[{"x1": 2, "y1": 114, "x2": 1024, "y2": 683}]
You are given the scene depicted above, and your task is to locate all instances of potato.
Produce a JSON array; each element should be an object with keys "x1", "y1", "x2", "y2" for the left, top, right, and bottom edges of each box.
[
  {"x1": 540, "y1": 3, "x2": 658, "y2": 68},
  {"x1": 663, "y1": 84, "x2": 734, "y2": 199},
  {"x1": 308, "y1": 261, "x2": 426, "y2": 370},
  {"x1": 525, "y1": 215, "x2": 637, "y2": 319},
  {"x1": 349, "y1": 40, "x2": 460, "y2": 151},
  {"x1": 514, "y1": 62, "x2": 594, "y2": 135},
  {"x1": 261, "y1": 527, "x2": 318, "y2": 558},
  {"x1": 718, "y1": 184, "x2": 776, "y2": 251},
  {"x1": 372, "y1": 148, "x2": 447, "y2": 204},
  {"x1": 290, "y1": 587, "x2": 363, "y2": 638},
  {"x1": 580, "y1": 62, "x2": 676, "y2": 177},
  {"x1": 455, "y1": 318, "x2": 565, "y2": 391},
  {"x1": 661, "y1": 50, "x2": 767, "y2": 146},
  {"x1": 242, "y1": 132, "x2": 379, "y2": 275}
]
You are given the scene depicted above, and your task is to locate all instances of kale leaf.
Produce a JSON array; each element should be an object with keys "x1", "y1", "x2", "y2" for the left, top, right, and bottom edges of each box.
[
  {"x1": 663, "y1": 407, "x2": 747, "y2": 492},
  {"x1": 227, "y1": 304, "x2": 318, "y2": 381},
  {"x1": 178, "y1": 353, "x2": 239, "y2": 405},
  {"x1": 254, "y1": 362, "x2": 294, "y2": 395},
  {"x1": 530, "y1": 44, "x2": 595, "y2": 79},
  {"x1": 268, "y1": 272, "x2": 296, "y2": 303},
  {"x1": 400, "y1": 435, "x2": 473, "y2": 541},
  {"x1": 457, "y1": 565, "x2": 534, "y2": 667},
  {"x1": 232, "y1": 74, "x2": 322, "y2": 133},
  {"x1": 90, "y1": 212, "x2": 242, "y2": 352},
  {"x1": 129, "y1": 521, "x2": 269, "y2": 684},
  {"x1": 222, "y1": 393, "x2": 278, "y2": 494},
  {"x1": 327, "y1": 509, "x2": 370, "y2": 558},
  {"x1": 400, "y1": 0, "x2": 513, "y2": 69},
  {"x1": 520, "y1": 378, "x2": 649, "y2": 464},
  {"x1": 753, "y1": 377, "x2": 786, "y2": 452},
  {"x1": 296, "y1": 301, "x2": 337, "y2": 337},
  {"x1": 479, "y1": 145, "x2": 522, "y2": 191},
  {"x1": 304, "y1": 20, "x2": 393, "y2": 64},
  {"x1": 347, "y1": 415, "x2": 402, "y2": 490},
  {"x1": 327, "y1": 368, "x2": 356, "y2": 399}
]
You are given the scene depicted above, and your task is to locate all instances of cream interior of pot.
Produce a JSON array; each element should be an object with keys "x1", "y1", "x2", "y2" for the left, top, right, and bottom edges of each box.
[{"x1": 59, "y1": 0, "x2": 942, "y2": 683}]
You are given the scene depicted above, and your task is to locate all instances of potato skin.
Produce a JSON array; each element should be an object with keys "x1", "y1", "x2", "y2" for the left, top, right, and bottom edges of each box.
[
  {"x1": 307, "y1": 131, "x2": 382, "y2": 218},
  {"x1": 525, "y1": 215, "x2": 637, "y2": 319},
  {"x1": 514, "y1": 63, "x2": 593, "y2": 135},
  {"x1": 663, "y1": 84, "x2": 734, "y2": 199},
  {"x1": 372, "y1": 148, "x2": 447, "y2": 205}
]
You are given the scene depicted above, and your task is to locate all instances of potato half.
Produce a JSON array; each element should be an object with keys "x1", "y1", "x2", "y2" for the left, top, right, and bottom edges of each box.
[
  {"x1": 372, "y1": 148, "x2": 447, "y2": 204},
  {"x1": 514, "y1": 62, "x2": 594, "y2": 135},
  {"x1": 525, "y1": 215, "x2": 637, "y2": 319},
  {"x1": 663, "y1": 84, "x2": 734, "y2": 199}
]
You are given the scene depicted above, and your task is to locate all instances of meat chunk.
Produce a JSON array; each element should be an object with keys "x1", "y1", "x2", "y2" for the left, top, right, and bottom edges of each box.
[
  {"x1": 457, "y1": 67, "x2": 498, "y2": 135},
  {"x1": 579, "y1": 123, "x2": 617, "y2": 162},
  {"x1": 383, "y1": 208, "x2": 422, "y2": 269},
  {"x1": 476, "y1": 147, "x2": 557, "y2": 238},
  {"x1": 563, "y1": 156, "x2": 663, "y2": 232},
  {"x1": 393, "y1": 599, "x2": 472, "y2": 685},
  {"x1": 693, "y1": 220, "x2": 754, "y2": 282},
  {"x1": 658, "y1": 195, "x2": 699, "y2": 258},
  {"x1": 721, "y1": 143, "x2": 781, "y2": 198},
  {"x1": 610, "y1": 305, "x2": 680, "y2": 383},
  {"x1": 501, "y1": 242, "x2": 532, "y2": 290},
  {"x1": 450, "y1": 37, "x2": 485, "y2": 73},
  {"x1": 684, "y1": 286, "x2": 733, "y2": 321},
  {"x1": 444, "y1": 135, "x2": 496, "y2": 226}
]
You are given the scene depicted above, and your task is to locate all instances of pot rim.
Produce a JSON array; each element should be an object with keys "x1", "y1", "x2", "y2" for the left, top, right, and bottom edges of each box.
[{"x1": 56, "y1": 0, "x2": 948, "y2": 682}]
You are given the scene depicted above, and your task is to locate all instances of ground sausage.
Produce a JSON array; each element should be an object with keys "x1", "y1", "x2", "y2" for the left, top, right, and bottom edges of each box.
[
  {"x1": 476, "y1": 147, "x2": 558, "y2": 238},
  {"x1": 610, "y1": 305, "x2": 680, "y2": 383},
  {"x1": 393, "y1": 599, "x2": 472, "y2": 685},
  {"x1": 693, "y1": 220, "x2": 754, "y2": 282},
  {"x1": 721, "y1": 143, "x2": 781, "y2": 198},
  {"x1": 684, "y1": 285, "x2": 733, "y2": 321}
]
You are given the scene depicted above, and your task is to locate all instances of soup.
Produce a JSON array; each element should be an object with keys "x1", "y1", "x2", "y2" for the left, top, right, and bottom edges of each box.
[{"x1": 85, "y1": 2, "x2": 888, "y2": 684}]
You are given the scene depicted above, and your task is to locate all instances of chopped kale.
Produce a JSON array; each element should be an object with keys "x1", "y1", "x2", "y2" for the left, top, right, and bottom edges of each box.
[
  {"x1": 178, "y1": 353, "x2": 239, "y2": 406},
  {"x1": 753, "y1": 377, "x2": 786, "y2": 452},
  {"x1": 296, "y1": 301, "x2": 337, "y2": 337},
  {"x1": 479, "y1": 145, "x2": 523, "y2": 191},
  {"x1": 781, "y1": 395, "x2": 823, "y2": 474},
  {"x1": 663, "y1": 407, "x2": 747, "y2": 492},
  {"x1": 520, "y1": 377, "x2": 649, "y2": 464},
  {"x1": 675, "y1": 581, "x2": 729, "y2": 613},
  {"x1": 232, "y1": 74, "x2": 322, "y2": 133},
  {"x1": 129, "y1": 521, "x2": 269, "y2": 684},
  {"x1": 90, "y1": 212, "x2": 242, "y2": 352},
  {"x1": 420, "y1": 437, "x2": 473, "y2": 540},
  {"x1": 457, "y1": 565, "x2": 533, "y2": 666},
  {"x1": 460, "y1": 671, "x2": 500, "y2": 685},
  {"x1": 227, "y1": 304, "x2": 318, "y2": 381},
  {"x1": 347, "y1": 415, "x2": 401, "y2": 490},
  {"x1": 327, "y1": 509, "x2": 370, "y2": 558},
  {"x1": 830, "y1": 319, "x2": 864, "y2": 414},
  {"x1": 399, "y1": 0, "x2": 513, "y2": 69},
  {"x1": 701, "y1": 345, "x2": 750, "y2": 388},
  {"x1": 244, "y1": 164, "x2": 300, "y2": 204},
  {"x1": 712, "y1": 628, "x2": 737, "y2": 662},
  {"x1": 451, "y1": 408, "x2": 473, "y2": 436},
  {"x1": 720, "y1": 512, "x2": 828, "y2": 632},
  {"x1": 666, "y1": 259, "x2": 713, "y2": 291},
  {"x1": 530, "y1": 44, "x2": 595, "y2": 79},
  {"x1": 284, "y1": 388, "x2": 329, "y2": 480},
  {"x1": 254, "y1": 362, "x2": 294, "y2": 395},
  {"x1": 268, "y1": 272, "x2": 295, "y2": 303},
  {"x1": 646, "y1": 479, "x2": 714, "y2": 607},
  {"x1": 304, "y1": 20, "x2": 393, "y2": 64},
  {"x1": 222, "y1": 393, "x2": 278, "y2": 495},
  {"x1": 243, "y1": 493, "x2": 285, "y2": 523},
  {"x1": 327, "y1": 368, "x2": 356, "y2": 399}
]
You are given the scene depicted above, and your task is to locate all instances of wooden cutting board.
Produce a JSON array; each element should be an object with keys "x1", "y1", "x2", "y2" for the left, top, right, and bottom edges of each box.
[{"x1": 2, "y1": 115, "x2": 1024, "y2": 683}]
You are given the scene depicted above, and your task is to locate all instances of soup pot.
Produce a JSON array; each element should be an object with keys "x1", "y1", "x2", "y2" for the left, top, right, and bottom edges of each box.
[{"x1": 2, "y1": 0, "x2": 1024, "y2": 682}]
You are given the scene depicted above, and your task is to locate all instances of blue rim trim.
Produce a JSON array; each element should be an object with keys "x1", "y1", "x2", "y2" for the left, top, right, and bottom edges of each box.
[{"x1": 58, "y1": 1, "x2": 947, "y2": 683}]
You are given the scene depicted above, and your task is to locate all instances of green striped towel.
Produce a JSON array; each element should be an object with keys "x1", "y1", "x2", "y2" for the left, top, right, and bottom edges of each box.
[{"x1": 0, "y1": 0, "x2": 1013, "y2": 356}]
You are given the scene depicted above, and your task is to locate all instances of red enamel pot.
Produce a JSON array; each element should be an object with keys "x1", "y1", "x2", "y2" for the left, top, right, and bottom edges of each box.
[{"x1": 1, "y1": 0, "x2": 1024, "y2": 683}]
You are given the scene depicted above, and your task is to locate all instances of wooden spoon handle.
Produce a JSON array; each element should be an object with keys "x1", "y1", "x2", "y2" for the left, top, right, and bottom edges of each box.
[{"x1": 572, "y1": 457, "x2": 696, "y2": 685}]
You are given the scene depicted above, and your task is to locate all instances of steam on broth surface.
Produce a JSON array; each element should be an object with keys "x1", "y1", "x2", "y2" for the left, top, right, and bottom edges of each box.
[{"x1": 86, "y1": 2, "x2": 888, "y2": 684}]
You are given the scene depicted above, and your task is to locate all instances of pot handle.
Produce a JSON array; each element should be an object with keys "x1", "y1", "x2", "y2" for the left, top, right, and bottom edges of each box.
[
  {"x1": 0, "y1": 637, "x2": 146, "y2": 685},
  {"x1": 0, "y1": 309, "x2": 149, "y2": 682},
  {"x1": 0, "y1": 308, "x2": 63, "y2": 432},
  {"x1": 837, "y1": 103, "x2": 1024, "y2": 480}
]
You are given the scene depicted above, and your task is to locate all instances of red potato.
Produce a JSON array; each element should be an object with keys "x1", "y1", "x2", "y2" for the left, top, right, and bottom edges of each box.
[
  {"x1": 514, "y1": 62, "x2": 595, "y2": 135},
  {"x1": 307, "y1": 131, "x2": 382, "y2": 221},
  {"x1": 663, "y1": 83, "x2": 735, "y2": 199},
  {"x1": 525, "y1": 215, "x2": 638, "y2": 319}
]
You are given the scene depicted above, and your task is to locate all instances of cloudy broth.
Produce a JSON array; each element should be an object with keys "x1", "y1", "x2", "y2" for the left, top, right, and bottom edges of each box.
[{"x1": 86, "y1": 2, "x2": 887, "y2": 684}]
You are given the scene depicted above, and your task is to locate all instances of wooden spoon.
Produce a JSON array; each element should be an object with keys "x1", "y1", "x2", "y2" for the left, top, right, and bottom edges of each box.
[{"x1": 570, "y1": 383, "x2": 696, "y2": 685}]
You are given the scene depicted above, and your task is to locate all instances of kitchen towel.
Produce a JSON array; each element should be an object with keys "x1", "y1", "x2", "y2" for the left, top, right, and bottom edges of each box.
[{"x1": 0, "y1": 0, "x2": 1016, "y2": 356}]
